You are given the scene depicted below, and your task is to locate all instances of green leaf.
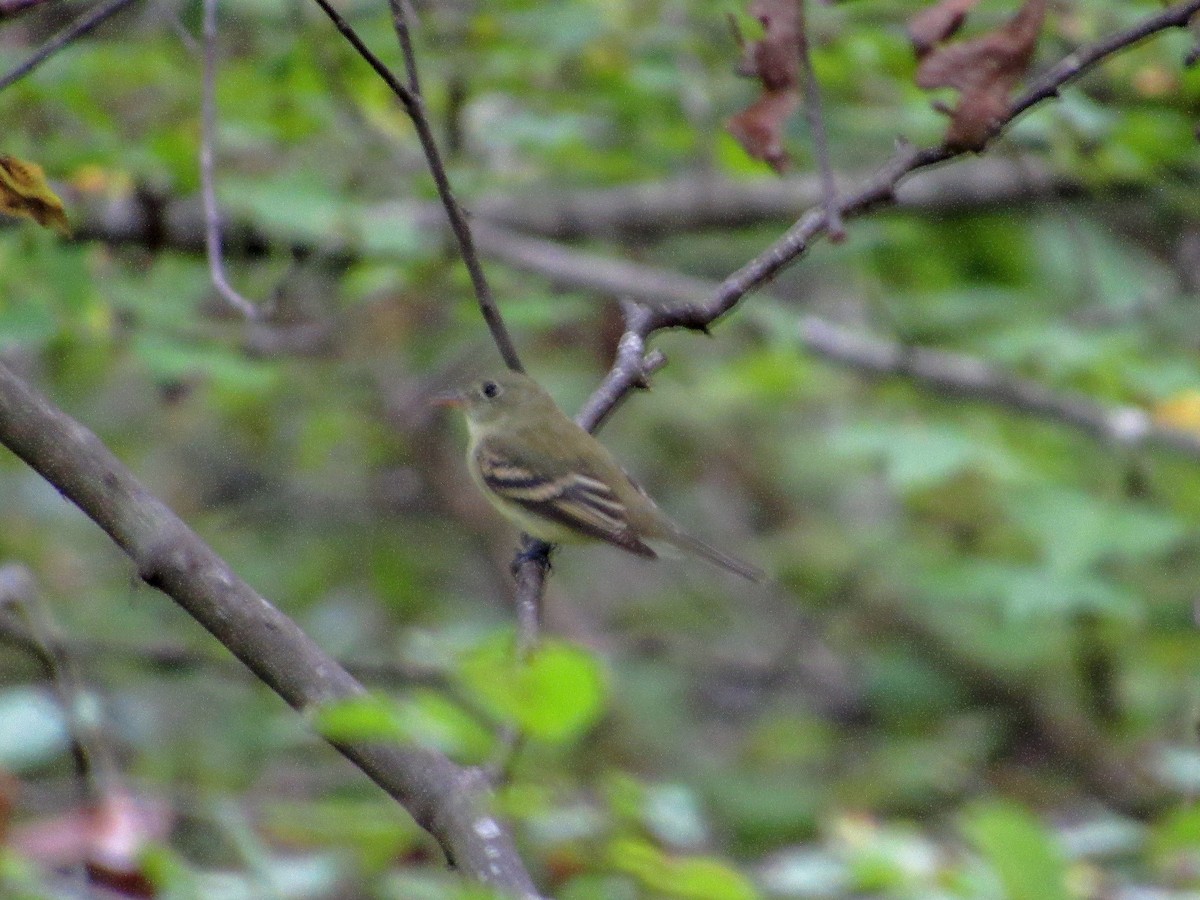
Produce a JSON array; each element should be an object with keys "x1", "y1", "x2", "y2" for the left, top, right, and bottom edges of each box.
[
  {"x1": 312, "y1": 691, "x2": 492, "y2": 761},
  {"x1": 962, "y1": 801, "x2": 1069, "y2": 900},
  {"x1": 457, "y1": 631, "x2": 607, "y2": 742},
  {"x1": 1150, "y1": 805, "x2": 1200, "y2": 871},
  {"x1": 916, "y1": 558, "x2": 1140, "y2": 619},
  {"x1": 608, "y1": 837, "x2": 760, "y2": 900},
  {"x1": 830, "y1": 421, "x2": 1016, "y2": 490},
  {"x1": 1005, "y1": 487, "x2": 1186, "y2": 572},
  {"x1": 312, "y1": 693, "x2": 406, "y2": 742}
]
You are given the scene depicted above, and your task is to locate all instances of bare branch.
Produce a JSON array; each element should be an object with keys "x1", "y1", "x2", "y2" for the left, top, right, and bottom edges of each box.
[
  {"x1": 0, "y1": 0, "x2": 138, "y2": 93},
  {"x1": 796, "y1": 316, "x2": 1185, "y2": 456},
  {"x1": 0, "y1": 566, "x2": 104, "y2": 816},
  {"x1": 472, "y1": 157, "x2": 1089, "y2": 240},
  {"x1": 796, "y1": 0, "x2": 843, "y2": 240},
  {"x1": 386, "y1": 0, "x2": 422, "y2": 96},
  {"x1": 374, "y1": 0, "x2": 543, "y2": 664},
  {"x1": 463, "y1": 223, "x2": 1200, "y2": 466},
  {"x1": 576, "y1": 302, "x2": 668, "y2": 434},
  {"x1": 199, "y1": 0, "x2": 260, "y2": 320},
  {"x1": 577, "y1": 0, "x2": 1200, "y2": 427},
  {"x1": 0, "y1": 615, "x2": 451, "y2": 688},
  {"x1": 309, "y1": 0, "x2": 524, "y2": 374},
  {"x1": 0, "y1": 361, "x2": 542, "y2": 899},
  {"x1": 41, "y1": 157, "x2": 1102, "y2": 257}
]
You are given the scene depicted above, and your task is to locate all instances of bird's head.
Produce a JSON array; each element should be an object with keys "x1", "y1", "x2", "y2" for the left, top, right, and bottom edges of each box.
[{"x1": 434, "y1": 370, "x2": 557, "y2": 429}]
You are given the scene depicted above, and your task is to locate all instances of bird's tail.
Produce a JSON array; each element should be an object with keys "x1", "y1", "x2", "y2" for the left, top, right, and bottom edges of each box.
[{"x1": 664, "y1": 526, "x2": 765, "y2": 582}]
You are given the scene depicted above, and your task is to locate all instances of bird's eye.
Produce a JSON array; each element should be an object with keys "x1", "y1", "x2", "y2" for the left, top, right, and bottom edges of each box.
[{"x1": 481, "y1": 380, "x2": 500, "y2": 399}]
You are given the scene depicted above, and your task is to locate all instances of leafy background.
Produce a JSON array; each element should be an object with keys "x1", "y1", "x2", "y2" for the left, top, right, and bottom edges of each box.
[{"x1": 3, "y1": 0, "x2": 1200, "y2": 897}]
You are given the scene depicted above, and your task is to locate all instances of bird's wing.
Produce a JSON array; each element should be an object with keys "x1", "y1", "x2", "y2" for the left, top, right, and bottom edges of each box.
[{"x1": 474, "y1": 438, "x2": 657, "y2": 558}]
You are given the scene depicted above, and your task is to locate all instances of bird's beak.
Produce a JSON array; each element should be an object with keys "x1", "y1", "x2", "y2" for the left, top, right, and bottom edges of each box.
[{"x1": 431, "y1": 389, "x2": 465, "y2": 409}]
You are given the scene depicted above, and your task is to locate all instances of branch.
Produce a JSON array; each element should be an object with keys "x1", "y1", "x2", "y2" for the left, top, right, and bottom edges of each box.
[
  {"x1": 40, "y1": 157, "x2": 1101, "y2": 258},
  {"x1": 0, "y1": 615, "x2": 450, "y2": 689},
  {"x1": 465, "y1": 223, "x2": 1200, "y2": 465},
  {"x1": 796, "y1": 0, "x2": 843, "y2": 240},
  {"x1": 0, "y1": 566, "x2": 104, "y2": 822},
  {"x1": 574, "y1": 0, "x2": 1200, "y2": 429},
  {"x1": 0, "y1": 0, "x2": 139, "y2": 93},
  {"x1": 309, "y1": 0, "x2": 523, "y2": 374},
  {"x1": 0, "y1": 362, "x2": 542, "y2": 899},
  {"x1": 472, "y1": 157, "x2": 1097, "y2": 240},
  {"x1": 200, "y1": 0, "x2": 260, "y2": 319},
  {"x1": 795, "y1": 317, "x2": 1191, "y2": 455}
]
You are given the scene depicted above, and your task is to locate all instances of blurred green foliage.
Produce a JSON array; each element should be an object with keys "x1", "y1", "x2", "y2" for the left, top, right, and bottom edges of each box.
[{"x1": 2, "y1": 0, "x2": 1200, "y2": 896}]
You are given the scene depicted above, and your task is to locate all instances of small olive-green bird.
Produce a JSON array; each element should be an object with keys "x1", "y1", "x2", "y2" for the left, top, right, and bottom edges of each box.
[{"x1": 438, "y1": 370, "x2": 763, "y2": 581}]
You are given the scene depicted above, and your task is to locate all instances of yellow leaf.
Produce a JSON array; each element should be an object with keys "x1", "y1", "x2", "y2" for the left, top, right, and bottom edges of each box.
[
  {"x1": 1152, "y1": 390, "x2": 1200, "y2": 434},
  {"x1": 0, "y1": 154, "x2": 70, "y2": 235}
]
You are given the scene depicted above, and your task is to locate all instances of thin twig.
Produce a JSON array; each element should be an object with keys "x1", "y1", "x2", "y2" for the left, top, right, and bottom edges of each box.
[
  {"x1": 386, "y1": 0, "x2": 421, "y2": 96},
  {"x1": 0, "y1": 566, "x2": 110, "y2": 834},
  {"x1": 489, "y1": 537, "x2": 550, "y2": 782},
  {"x1": 199, "y1": 0, "x2": 260, "y2": 319},
  {"x1": 466, "y1": 221, "x2": 1200, "y2": 463},
  {"x1": 576, "y1": 302, "x2": 669, "y2": 433},
  {"x1": 376, "y1": 0, "x2": 540, "y2": 722},
  {"x1": 310, "y1": 0, "x2": 524, "y2": 374},
  {"x1": 573, "y1": 0, "x2": 1200, "y2": 431},
  {"x1": 0, "y1": 0, "x2": 138, "y2": 93},
  {"x1": 795, "y1": 0, "x2": 843, "y2": 240}
]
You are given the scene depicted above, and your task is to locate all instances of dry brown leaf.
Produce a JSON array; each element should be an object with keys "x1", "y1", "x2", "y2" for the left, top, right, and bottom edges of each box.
[
  {"x1": 0, "y1": 154, "x2": 70, "y2": 235},
  {"x1": 916, "y1": 0, "x2": 1047, "y2": 151},
  {"x1": 743, "y1": 0, "x2": 800, "y2": 90},
  {"x1": 727, "y1": 0, "x2": 803, "y2": 172},
  {"x1": 728, "y1": 89, "x2": 802, "y2": 174},
  {"x1": 908, "y1": 0, "x2": 982, "y2": 57}
]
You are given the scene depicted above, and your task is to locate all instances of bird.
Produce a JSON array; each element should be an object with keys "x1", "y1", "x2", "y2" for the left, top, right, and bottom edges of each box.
[{"x1": 436, "y1": 370, "x2": 764, "y2": 581}]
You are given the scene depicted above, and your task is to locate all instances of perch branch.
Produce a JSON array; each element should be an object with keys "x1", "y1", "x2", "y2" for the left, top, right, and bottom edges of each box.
[
  {"x1": 572, "y1": 0, "x2": 1200, "y2": 429},
  {"x1": 0, "y1": 362, "x2": 541, "y2": 899},
  {"x1": 468, "y1": 224, "x2": 1200, "y2": 464}
]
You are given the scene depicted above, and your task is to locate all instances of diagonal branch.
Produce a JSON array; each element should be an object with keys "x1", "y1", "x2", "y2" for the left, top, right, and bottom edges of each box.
[
  {"x1": 200, "y1": 0, "x2": 259, "y2": 319},
  {"x1": 0, "y1": 0, "x2": 139, "y2": 92},
  {"x1": 796, "y1": 317, "x2": 1193, "y2": 456},
  {"x1": 796, "y1": 0, "x2": 843, "y2": 240},
  {"x1": 576, "y1": 0, "x2": 1200, "y2": 430},
  {"x1": 0, "y1": 361, "x2": 542, "y2": 899},
  {"x1": 309, "y1": 0, "x2": 523, "y2": 374},
  {"x1": 470, "y1": 223, "x2": 1200, "y2": 465}
]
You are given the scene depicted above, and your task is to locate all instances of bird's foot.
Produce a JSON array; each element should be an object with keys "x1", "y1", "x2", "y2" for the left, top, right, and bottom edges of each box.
[{"x1": 511, "y1": 539, "x2": 553, "y2": 577}]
